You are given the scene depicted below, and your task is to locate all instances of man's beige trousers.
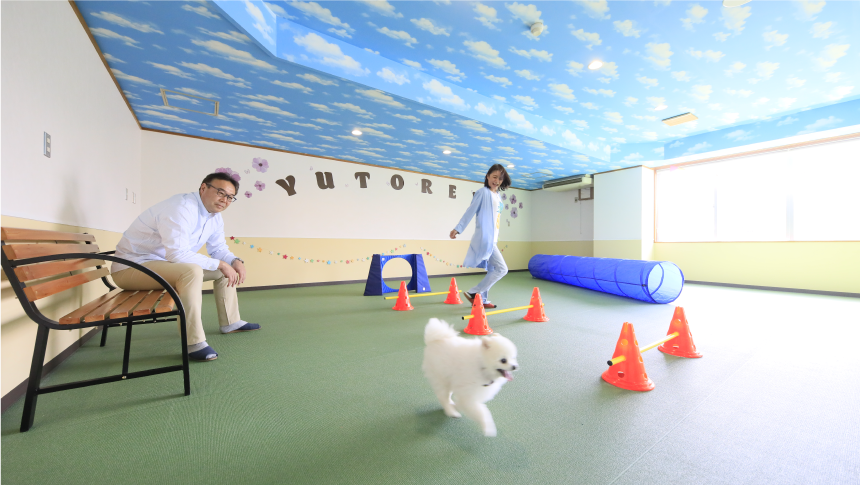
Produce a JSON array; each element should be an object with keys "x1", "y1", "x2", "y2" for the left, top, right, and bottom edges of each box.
[{"x1": 112, "y1": 261, "x2": 240, "y2": 346}]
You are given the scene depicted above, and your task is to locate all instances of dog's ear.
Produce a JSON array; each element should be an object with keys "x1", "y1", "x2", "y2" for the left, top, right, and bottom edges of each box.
[{"x1": 481, "y1": 337, "x2": 492, "y2": 348}]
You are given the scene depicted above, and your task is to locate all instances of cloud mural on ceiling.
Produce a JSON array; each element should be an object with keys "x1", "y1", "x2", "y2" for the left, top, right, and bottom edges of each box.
[{"x1": 76, "y1": 1, "x2": 860, "y2": 189}]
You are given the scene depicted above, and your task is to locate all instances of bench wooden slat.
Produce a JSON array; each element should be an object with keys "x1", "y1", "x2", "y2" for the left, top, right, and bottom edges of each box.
[
  {"x1": 155, "y1": 294, "x2": 176, "y2": 313},
  {"x1": 133, "y1": 290, "x2": 166, "y2": 316},
  {"x1": 1, "y1": 227, "x2": 96, "y2": 242},
  {"x1": 59, "y1": 289, "x2": 125, "y2": 324},
  {"x1": 3, "y1": 243, "x2": 99, "y2": 260},
  {"x1": 109, "y1": 291, "x2": 150, "y2": 319},
  {"x1": 14, "y1": 258, "x2": 106, "y2": 282},
  {"x1": 83, "y1": 290, "x2": 138, "y2": 323},
  {"x1": 22, "y1": 267, "x2": 111, "y2": 302}
]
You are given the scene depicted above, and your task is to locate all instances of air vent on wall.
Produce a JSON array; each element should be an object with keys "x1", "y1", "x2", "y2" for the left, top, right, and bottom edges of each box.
[
  {"x1": 542, "y1": 174, "x2": 593, "y2": 192},
  {"x1": 160, "y1": 89, "x2": 219, "y2": 116}
]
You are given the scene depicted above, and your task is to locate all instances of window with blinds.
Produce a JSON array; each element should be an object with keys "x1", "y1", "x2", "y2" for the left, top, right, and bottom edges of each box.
[{"x1": 655, "y1": 139, "x2": 860, "y2": 242}]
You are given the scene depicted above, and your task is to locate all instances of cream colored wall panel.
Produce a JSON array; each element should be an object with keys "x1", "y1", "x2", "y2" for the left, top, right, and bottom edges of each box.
[
  {"x1": 530, "y1": 241, "x2": 594, "y2": 258},
  {"x1": 1, "y1": 216, "x2": 124, "y2": 396},
  {"x1": 653, "y1": 242, "x2": 860, "y2": 294},
  {"x1": 593, "y1": 240, "x2": 642, "y2": 260},
  {"x1": 200, "y1": 238, "x2": 533, "y2": 289}
]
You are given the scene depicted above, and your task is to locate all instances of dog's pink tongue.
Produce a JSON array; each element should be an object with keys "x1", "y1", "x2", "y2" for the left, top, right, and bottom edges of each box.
[{"x1": 503, "y1": 370, "x2": 513, "y2": 381}]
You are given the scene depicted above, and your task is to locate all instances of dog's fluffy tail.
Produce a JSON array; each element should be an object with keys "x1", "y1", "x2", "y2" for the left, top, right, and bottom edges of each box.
[{"x1": 424, "y1": 318, "x2": 457, "y2": 344}]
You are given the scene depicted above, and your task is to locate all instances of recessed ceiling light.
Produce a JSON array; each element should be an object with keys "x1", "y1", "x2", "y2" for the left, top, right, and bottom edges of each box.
[
  {"x1": 507, "y1": 164, "x2": 515, "y2": 168},
  {"x1": 442, "y1": 149, "x2": 451, "y2": 155},
  {"x1": 588, "y1": 60, "x2": 603, "y2": 70},
  {"x1": 351, "y1": 129, "x2": 362, "y2": 136},
  {"x1": 662, "y1": 112, "x2": 699, "y2": 126},
  {"x1": 654, "y1": 104, "x2": 668, "y2": 111}
]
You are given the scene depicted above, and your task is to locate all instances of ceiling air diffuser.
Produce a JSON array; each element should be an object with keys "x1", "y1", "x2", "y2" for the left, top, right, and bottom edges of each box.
[{"x1": 662, "y1": 112, "x2": 698, "y2": 127}]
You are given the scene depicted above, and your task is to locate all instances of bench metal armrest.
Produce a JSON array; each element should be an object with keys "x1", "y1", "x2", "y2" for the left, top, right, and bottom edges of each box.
[{"x1": 5, "y1": 253, "x2": 186, "y2": 330}]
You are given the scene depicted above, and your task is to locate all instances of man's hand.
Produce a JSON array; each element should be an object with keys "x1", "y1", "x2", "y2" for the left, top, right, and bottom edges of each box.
[
  {"x1": 218, "y1": 260, "x2": 240, "y2": 287},
  {"x1": 231, "y1": 259, "x2": 246, "y2": 285},
  {"x1": 450, "y1": 229, "x2": 459, "y2": 239}
]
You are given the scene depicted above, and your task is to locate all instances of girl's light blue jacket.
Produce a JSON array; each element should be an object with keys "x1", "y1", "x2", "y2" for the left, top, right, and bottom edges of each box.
[{"x1": 454, "y1": 187, "x2": 497, "y2": 269}]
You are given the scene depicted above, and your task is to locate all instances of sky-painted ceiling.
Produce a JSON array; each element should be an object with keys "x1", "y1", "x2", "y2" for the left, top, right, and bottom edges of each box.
[{"x1": 76, "y1": 1, "x2": 860, "y2": 189}]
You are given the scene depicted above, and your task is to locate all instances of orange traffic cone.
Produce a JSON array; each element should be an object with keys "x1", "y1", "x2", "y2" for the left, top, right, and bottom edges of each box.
[
  {"x1": 658, "y1": 307, "x2": 702, "y2": 358},
  {"x1": 391, "y1": 281, "x2": 414, "y2": 311},
  {"x1": 523, "y1": 287, "x2": 549, "y2": 322},
  {"x1": 444, "y1": 277, "x2": 463, "y2": 304},
  {"x1": 463, "y1": 293, "x2": 493, "y2": 335},
  {"x1": 601, "y1": 322, "x2": 655, "y2": 392}
]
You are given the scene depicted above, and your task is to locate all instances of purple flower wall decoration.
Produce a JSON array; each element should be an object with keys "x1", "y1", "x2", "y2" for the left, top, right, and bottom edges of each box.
[
  {"x1": 519, "y1": 202, "x2": 523, "y2": 209},
  {"x1": 216, "y1": 167, "x2": 241, "y2": 182},
  {"x1": 501, "y1": 193, "x2": 507, "y2": 201},
  {"x1": 255, "y1": 181, "x2": 265, "y2": 191},
  {"x1": 510, "y1": 194, "x2": 517, "y2": 204},
  {"x1": 252, "y1": 158, "x2": 269, "y2": 173},
  {"x1": 510, "y1": 207, "x2": 518, "y2": 218},
  {"x1": 505, "y1": 203, "x2": 509, "y2": 210},
  {"x1": 244, "y1": 191, "x2": 252, "y2": 198}
]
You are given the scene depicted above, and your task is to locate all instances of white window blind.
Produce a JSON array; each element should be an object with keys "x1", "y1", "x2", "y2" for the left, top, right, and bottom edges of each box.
[{"x1": 656, "y1": 138, "x2": 860, "y2": 242}]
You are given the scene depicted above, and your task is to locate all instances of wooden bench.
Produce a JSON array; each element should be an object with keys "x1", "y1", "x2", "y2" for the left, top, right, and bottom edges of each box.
[{"x1": 1, "y1": 227, "x2": 190, "y2": 432}]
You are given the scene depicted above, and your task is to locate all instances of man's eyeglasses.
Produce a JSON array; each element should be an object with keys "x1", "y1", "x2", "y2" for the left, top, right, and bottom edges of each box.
[{"x1": 205, "y1": 183, "x2": 238, "y2": 203}]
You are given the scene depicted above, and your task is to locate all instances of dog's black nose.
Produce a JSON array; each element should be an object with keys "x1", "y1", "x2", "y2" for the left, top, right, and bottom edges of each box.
[{"x1": 511, "y1": 365, "x2": 517, "y2": 371}]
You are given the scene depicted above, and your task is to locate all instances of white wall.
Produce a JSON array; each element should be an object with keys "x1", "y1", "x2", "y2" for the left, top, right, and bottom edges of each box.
[
  {"x1": 141, "y1": 131, "x2": 533, "y2": 242},
  {"x1": 1, "y1": 1, "x2": 142, "y2": 231},
  {"x1": 529, "y1": 189, "x2": 593, "y2": 241},
  {"x1": 641, "y1": 168, "x2": 655, "y2": 258},
  {"x1": 593, "y1": 167, "x2": 645, "y2": 241},
  {"x1": 1, "y1": 1, "x2": 143, "y2": 399}
]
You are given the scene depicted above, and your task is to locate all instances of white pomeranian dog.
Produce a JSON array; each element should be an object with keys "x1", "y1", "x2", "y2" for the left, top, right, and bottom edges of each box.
[{"x1": 422, "y1": 318, "x2": 518, "y2": 437}]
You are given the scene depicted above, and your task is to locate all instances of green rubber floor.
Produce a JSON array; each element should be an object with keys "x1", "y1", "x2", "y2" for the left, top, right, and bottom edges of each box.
[{"x1": 3, "y1": 272, "x2": 859, "y2": 484}]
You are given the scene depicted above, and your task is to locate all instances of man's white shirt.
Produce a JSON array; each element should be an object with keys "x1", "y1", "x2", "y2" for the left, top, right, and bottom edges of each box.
[{"x1": 112, "y1": 191, "x2": 237, "y2": 273}]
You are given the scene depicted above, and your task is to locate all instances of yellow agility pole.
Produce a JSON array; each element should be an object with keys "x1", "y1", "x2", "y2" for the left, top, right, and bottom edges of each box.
[
  {"x1": 383, "y1": 291, "x2": 454, "y2": 300},
  {"x1": 462, "y1": 305, "x2": 533, "y2": 320},
  {"x1": 607, "y1": 332, "x2": 679, "y2": 366}
]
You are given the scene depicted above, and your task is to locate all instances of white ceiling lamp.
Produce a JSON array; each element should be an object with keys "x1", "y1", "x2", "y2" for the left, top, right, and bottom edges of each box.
[
  {"x1": 654, "y1": 104, "x2": 668, "y2": 111},
  {"x1": 351, "y1": 129, "x2": 362, "y2": 136},
  {"x1": 530, "y1": 21, "x2": 544, "y2": 37},
  {"x1": 507, "y1": 164, "x2": 515, "y2": 168},
  {"x1": 588, "y1": 60, "x2": 603, "y2": 70},
  {"x1": 442, "y1": 149, "x2": 451, "y2": 155},
  {"x1": 722, "y1": 0, "x2": 752, "y2": 7}
]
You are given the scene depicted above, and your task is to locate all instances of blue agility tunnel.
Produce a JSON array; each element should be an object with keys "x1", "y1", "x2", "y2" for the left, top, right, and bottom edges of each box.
[{"x1": 528, "y1": 255, "x2": 684, "y2": 304}]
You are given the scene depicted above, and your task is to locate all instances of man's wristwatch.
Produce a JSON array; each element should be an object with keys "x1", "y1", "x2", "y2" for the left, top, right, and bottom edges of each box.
[{"x1": 231, "y1": 258, "x2": 244, "y2": 265}]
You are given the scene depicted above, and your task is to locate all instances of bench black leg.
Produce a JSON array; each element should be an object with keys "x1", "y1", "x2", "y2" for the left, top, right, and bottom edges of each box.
[
  {"x1": 100, "y1": 324, "x2": 109, "y2": 347},
  {"x1": 122, "y1": 324, "x2": 133, "y2": 375},
  {"x1": 21, "y1": 325, "x2": 50, "y2": 432},
  {"x1": 179, "y1": 314, "x2": 190, "y2": 396}
]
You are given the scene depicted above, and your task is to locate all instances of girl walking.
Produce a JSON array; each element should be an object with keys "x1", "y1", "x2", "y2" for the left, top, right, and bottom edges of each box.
[{"x1": 449, "y1": 164, "x2": 511, "y2": 309}]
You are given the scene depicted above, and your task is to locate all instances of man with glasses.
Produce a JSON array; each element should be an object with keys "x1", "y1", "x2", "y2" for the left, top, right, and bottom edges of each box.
[{"x1": 111, "y1": 172, "x2": 261, "y2": 361}]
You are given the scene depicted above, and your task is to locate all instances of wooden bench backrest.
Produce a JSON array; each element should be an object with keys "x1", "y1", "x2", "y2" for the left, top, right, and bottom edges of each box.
[{"x1": 1, "y1": 227, "x2": 108, "y2": 302}]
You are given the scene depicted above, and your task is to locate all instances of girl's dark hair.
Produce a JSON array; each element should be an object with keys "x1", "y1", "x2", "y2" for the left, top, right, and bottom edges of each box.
[
  {"x1": 202, "y1": 172, "x2": 240, "y2": 193},
  {"x1": 484, "y1": 164, "x2": 512, "y2": 190}
]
